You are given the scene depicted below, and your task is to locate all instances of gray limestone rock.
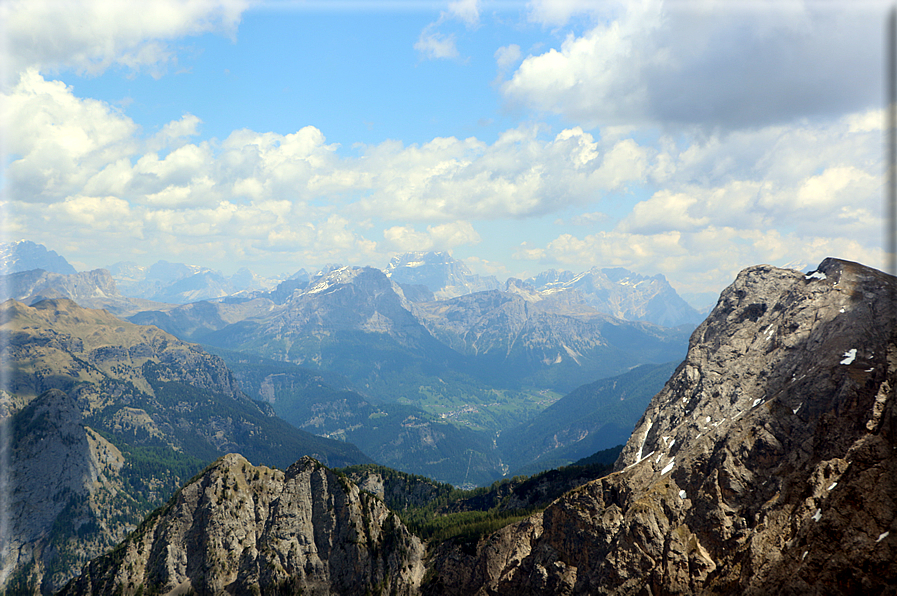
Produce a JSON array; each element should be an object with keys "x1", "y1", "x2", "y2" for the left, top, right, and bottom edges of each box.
[{"x1": 60, "y1": 455, "x2": 426, "y2": 596}]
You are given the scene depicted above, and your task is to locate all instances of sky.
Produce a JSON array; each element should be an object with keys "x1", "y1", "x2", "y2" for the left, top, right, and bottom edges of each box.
[{"x1": 0, "y1": 0, "x2": 890, "y2": 304}]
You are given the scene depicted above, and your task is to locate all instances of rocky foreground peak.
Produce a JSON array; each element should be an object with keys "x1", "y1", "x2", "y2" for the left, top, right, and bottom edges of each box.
[
  {"x1": 427, "y1": 257, "x2": 896, "y2": 594},
  {"x1": 61, "y1": 454, "x2": 425, "y2": 596},
  {"x1": 616, "y1": 256, "x2": 893, "y2": 471}
]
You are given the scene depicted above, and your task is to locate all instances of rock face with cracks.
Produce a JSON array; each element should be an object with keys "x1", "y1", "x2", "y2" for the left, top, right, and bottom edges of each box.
[
  {"x1": 425, "y1": 258, "x2": 897, "y2": 595},
  {"x1": 60, "y1": 455, "x2": 425, "y2": 596}
]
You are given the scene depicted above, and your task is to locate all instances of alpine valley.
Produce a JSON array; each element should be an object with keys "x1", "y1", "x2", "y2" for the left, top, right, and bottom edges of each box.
[{"x1": 1, "y1": 241, "x2": 894, "y2": 594}]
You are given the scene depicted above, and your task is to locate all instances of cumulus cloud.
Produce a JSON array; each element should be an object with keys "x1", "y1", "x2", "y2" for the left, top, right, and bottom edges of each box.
[
  {"x1": 354, "y1": 125, "x2": 645, "y2": 221},
  {"x1": 2, "y1": 0, "x2": 251, "y2": 78},
  {"x1": 505, "y1": 0, "x2": 886, "y2": 130},
  {"x1": 383, "y1": 221, "x2": 480, "y2": 252},
  {"x1": 1, "y1": 67, "x2": 884, "y2": 289},
  {"x1": 513, "y1": 106, "x2": 884, "y2": 293},
  {"x1": 3, "y1": 70, "x2": 139, "y2": 202}
]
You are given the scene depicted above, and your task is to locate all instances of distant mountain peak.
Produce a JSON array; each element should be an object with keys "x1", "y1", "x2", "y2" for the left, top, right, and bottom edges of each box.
[
  {"x1": 526, "y1": 265, "x2": 701, "y2": 327},
  {"x1": 385, "y1": 251, "x2": 499, "y2": 300},
  {"x1": 0, "y1": 240, "x2": 77, "y2": 275}
]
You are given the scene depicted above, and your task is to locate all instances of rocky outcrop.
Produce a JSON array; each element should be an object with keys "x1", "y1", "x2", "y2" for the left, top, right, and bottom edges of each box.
[
  {"x1": 3, "y1": 389, "x2": 134, "y2": 593},
  {"x1": 426, "y1": 258, "x2": 897, "y2": 594},
  {"x1": 60, "y1": 455, "x2": 426, "y2": 596}
]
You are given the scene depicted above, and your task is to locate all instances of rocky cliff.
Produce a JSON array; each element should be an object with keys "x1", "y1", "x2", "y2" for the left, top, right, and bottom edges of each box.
[
  {"x1": 60, "y1": 454, "x2": 425, "y2": 596},
  {"x1": 426, "y1": 258, "x2": 896, "y2": 594}
]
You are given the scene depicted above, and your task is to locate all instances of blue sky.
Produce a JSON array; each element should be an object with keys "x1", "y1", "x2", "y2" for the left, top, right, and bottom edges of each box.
[{"x1": 1, "y1": 0, "x2": 889, "y2": 302}]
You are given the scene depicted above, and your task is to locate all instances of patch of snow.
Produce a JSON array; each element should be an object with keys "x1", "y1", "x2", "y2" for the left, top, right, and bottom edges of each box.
[
  {"x1": 866, "y1": 368, "x2": 874, "y2": 372},
  {"x1": 877, "y1": 531, "x2": 890, "y2": 543},
  {"x1": 764, "y1": 326, "x2": 775, "y2": 340},
  {"x1": 661, "y1": 459, "x2": 675, "y2": 475},
  {"x1": 827, "y1": 482, "x2": 837, "y2": 491},
  {"x1": 752, "y1": 398, "x2": 763, "y2": 408},
  {"x1": 839, "y1": 307, "x2": 845, "y2": 313},
  {"x1": 655, "y1": 453, "x2": 662, "y2": 464},
  {"x1": 705, "y1": 416, "x2": 711, "y2": 424},
  {"x1": 805, "y1": 271, "x2": 827, "y2": 280},
  {"x1": 793, "y1": 403, "x2": 802, "y2": 415},
  {"x1": 802, "y1": 551, "x2": 808, "y2": 561},
  {"x1": 679, "y1": 489, "x2": 686, "y2": 499},
  {"x1": 840, "y1": 349, "x2": 857, "y2": 365},
  {"x1": 812, "y1": 509, "x2": 822, "y2": 522},
  {"x1": 668, "y1": 438, "x2": 675, "y2": 450}
]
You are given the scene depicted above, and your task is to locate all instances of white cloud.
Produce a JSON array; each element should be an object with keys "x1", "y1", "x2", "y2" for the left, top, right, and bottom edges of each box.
[
  {"x1": 354, "y1": 124, "x2": 645, "y2": 221},
  {"x1": 463, "y1": 255, "x2": 510, "y2": 278},
  {"x1": 415, "y1": 24, "x2": 460, "y2": 60},
  {"x1": 414, "y1": 0, "x2": 481, "y2": 61},
  {"x1": 526, "y1": 0, "x2": 617, "y2": 27},
  {"x1": 2, "y1": 0, "x2": 251, "y2": 78},
  {"x1": 2, "y1": 70, "x2": 139, "y2": 202},
  {"x1": 505, "y1": 0, "x2": 886, "y2": 130},
  {"x1": 495, "y1": 44, "x2": 521, "y2": 71},
  {"x1": 619, "y1": 190, "x2": 710, "y2": 234},
  {"x1": 513, "y1": 226, "x2": 883, "y2": 296},
  {"x1": 383, "y1": 221, "x2": 480, "y2": 252},
  {"x1": 448, "y1": 0, "x2": 480, "y2": 27},
  {"x1": 2, "y1": 70, "x2": 885, "y2": 289}
]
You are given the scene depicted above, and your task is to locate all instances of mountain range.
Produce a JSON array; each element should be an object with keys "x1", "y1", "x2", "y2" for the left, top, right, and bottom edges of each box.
[
  {"x1": 48, "y1": 256, "x2": 896, "y2": 595},
  {"x1": 0, "y1": 243, "x2": 694, "y2": 488},
  {"x1": 10, "y1": 242, "x2": 890, "y2": 592}
]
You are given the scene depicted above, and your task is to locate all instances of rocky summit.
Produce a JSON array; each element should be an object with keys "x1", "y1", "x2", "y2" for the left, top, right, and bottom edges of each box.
[
  {"x1": 60, "y1": 454, "x2": 425, "y2": 596},
  {"x1": 425, "y1": 258, "x2": 896, "y2": 594}
]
